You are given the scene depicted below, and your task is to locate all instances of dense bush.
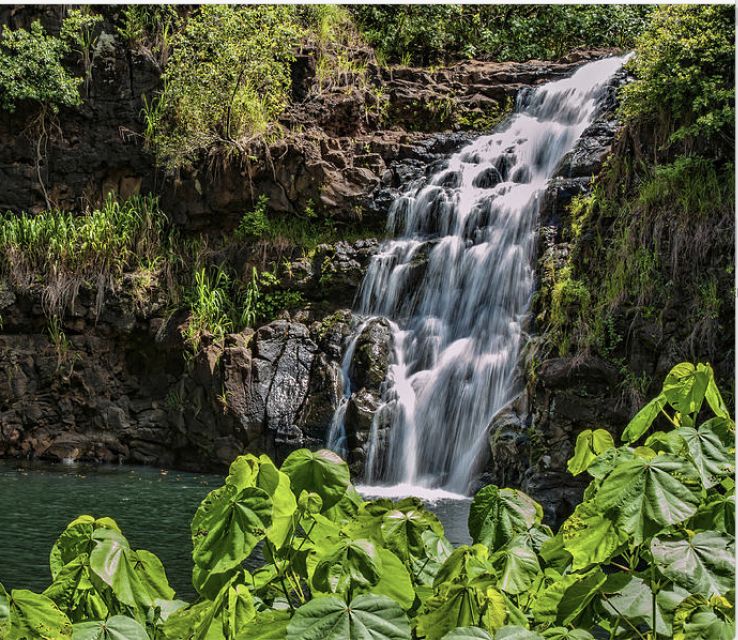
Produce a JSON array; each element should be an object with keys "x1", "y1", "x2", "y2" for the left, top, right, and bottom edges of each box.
[
  {"x1": 0, "y1": 20, "x2": 80, "y2": 113},
  {"x1": 350, "y1": 5, "x2": 652, "y2": 66},
  {"x1": 153, "y1": 6, "x2": 302, "y2": 169},
  {"x1": 0, "y1": 363, "x2": 733, "y2": 639},
  {"x1": 621, "y1": 4, "x2": 735, "y2": 156}
]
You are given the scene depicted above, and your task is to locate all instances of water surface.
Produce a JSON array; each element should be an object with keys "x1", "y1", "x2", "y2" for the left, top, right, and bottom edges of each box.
[{"x1": 0, "y1": 460, "x2": 470, "y2": 599}]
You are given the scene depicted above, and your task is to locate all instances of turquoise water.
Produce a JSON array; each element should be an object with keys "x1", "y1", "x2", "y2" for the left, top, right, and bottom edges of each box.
[{"x1": 0, "y1": 459, "x2": 471, "y2": 600}]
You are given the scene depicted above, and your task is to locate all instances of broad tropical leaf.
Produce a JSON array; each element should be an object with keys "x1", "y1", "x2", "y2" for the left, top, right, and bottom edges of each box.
[
  {"x1": 71, "y1": 615, "x2": 149, "y2": 640},
  {"x1": 677, "y1": 418, "x2": 734, "y2": 488},
  {"x1": 235, "y1": 610, "x2": 290, "y2": 640},
  {"x1": 594, "y1": 453, "x2": 701, "y2": 544},
  {"x1": 662, "y1": 363, "x2": 711, "y2": 417},
  {"x1": 89, "y1": 536, "x2": 173, "y2": 611},
  {"x1": 469, "y1": 486, "x2": 541, "y2": 552},
  {"x1": 496, "y1": 545, "x2": 540, "y2": 595},
  {"x1": 651, "y1": 531, "x2": 735, "y2": 597},
  {"x1": 672, "y1": 594, "x2": 735, "y2": 640},
  {"x1": 191, "y1": 484, "x2": 272, "y2": 592},
  {"x1": 280, "y1": 449, "x2": 350, "y2": 511},
  {"x1": 417, "y1": 585, "x2": 507, "y2": 640},
  {"x1": 440, "y1": 627, "x2": 492, "y2": 640},
  {"x1": 7, "y1": 589, "x2": 73, "y2": 640},
  {"x1": 381, "y1": 507, "x2": 443, "y2": 564},
  {"x1": 561, "y1": 501, "x2": 627, "y2": 569},
  {"x1": 621, "y1": 393, "x2": 667, "y2": 444},
  {"x1": 50, "y1": 516, "x2": 122, "y2": 580},
  {"x1": 372, "y1": 548, "x2": 416, "y2": 609},
  {"x1": 531, "y1": 567, "x2": 606, "y2": 625},
  {"x1": 163, "y1": 572, "x2": 255, "y2": 640},
  {"x1": 287, "y1": 594, "x2": 410, "y2": 640},
  {"x1": 311, "y1": 538, "x2": 382, "y2": 595},
  {"x1": 567, "y1": 429, "x2": 614, "y2": 476},
  {"x1": 43, "y1": 554, "x2": 108, "y2": 622},
  {"x1": 599, "y1": 575, "x2": 673, "y2": 636}
]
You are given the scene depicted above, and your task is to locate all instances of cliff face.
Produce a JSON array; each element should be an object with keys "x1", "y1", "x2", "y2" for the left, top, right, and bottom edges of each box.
[{"x1": 1, "y1": 6, "x2": 625, "y2": 472}]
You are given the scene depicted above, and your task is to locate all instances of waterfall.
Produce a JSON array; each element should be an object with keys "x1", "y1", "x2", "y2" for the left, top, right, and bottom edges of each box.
[{"x1": 330, "y1": 55, "x2": 630, "y2": 495}]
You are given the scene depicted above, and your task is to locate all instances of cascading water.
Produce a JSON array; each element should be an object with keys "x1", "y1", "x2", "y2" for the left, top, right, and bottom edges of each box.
[{"x1": 329, "y1": 55, "x2": 630, "y2": 495}]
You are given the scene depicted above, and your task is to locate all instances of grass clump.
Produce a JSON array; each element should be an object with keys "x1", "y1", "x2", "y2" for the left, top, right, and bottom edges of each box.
[{"x1": 0, "y1": 194, "x2": 170, "y2": 317}]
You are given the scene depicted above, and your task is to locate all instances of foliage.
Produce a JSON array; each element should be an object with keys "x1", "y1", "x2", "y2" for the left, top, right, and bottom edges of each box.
[
  {"x1": 153, "y1": 6, "x2": 302, "y2": 169},
  {"x1": 0, "y1": 20, "x2": 81, "y2": 113},
  {"x1": 350, "y1": 6, "x2": 651, "y2": 66},
  {"x1": 116, "y1": 5, "x2": 184, "y2": 67},
  {"x1": 183, "y1": 267, "x2": 235, "y2": 352},
  {"x1": 0, "y1": 194, "x2": 170, "y2": 318},
  {"x1": 541, "y1": 6, "x2": 734, "y2": 391},
  {"x1": 2, "y1": 363, "x2": 733, "y2": 639},
  {"x1": 235, "y1": 196, "x2": 271, "y2": 242},
  {"x1": 621, "y1": 5, "x2": 735, "y2": 156},
  {"x1": 182, "y1": 264, "x2": 304, "y2": 353}
]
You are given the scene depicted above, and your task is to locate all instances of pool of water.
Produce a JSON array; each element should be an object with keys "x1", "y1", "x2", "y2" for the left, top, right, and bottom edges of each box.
[{"x1": 0, "y1": 460, "x2": 471, "y2": 600}]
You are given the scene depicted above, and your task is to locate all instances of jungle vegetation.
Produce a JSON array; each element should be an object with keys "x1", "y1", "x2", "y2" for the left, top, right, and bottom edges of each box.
[{"x1": 0, "y1": 362, "x2": 733, "y2": 639}]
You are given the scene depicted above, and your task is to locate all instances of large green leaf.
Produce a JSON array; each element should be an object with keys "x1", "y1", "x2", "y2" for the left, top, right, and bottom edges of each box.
[
  {"x1": 43, "y1": 554, "x2": 109, "y2": 622},
  {"x1": 0, "y1": 584, "x2": 9, "y2": 636},
  {"x1": 594, "y1": 453, "x2": 701, "y2": 544},
  {"x1": 440, "y1": 627, "x2": 492, "y2": 640},
  {"x1": 311, "y1": 538, "x2": 382, "y2": 595},
  {"x1": 287, "y1": 594, "x2": 410, "y2": 640},
  {"x1": 191, "y1": 484, "x2": 272, "y2": 592},
  {"x1": 469, "y1": 486, "x2": 541, "y2": 552},
  {"x1": 280, "y1": 449, "x2": 350, "y2": 511},
  {"x1": 561, "y1": 501, "x2": 627, "y2": 569},
  {"x1": 417, "y1": 585, "x2": 507, "y2": 640},
  {"x1": 235, "y1": 610, "x2": 290, "y2": 640},
  {"x1": 7, "y1": 589, "x2": 73, "y2": 640},
  {"x1": 705, "y1": 374, "x2": 731, "y2": 419},
  {"x1": 599, "y1": 575, "x2": 673, "y2": 637},
  {"x1": 677, "y1": 418, "x2": 734, "y2": 488},
  {"x1": 567, "y1": 429, "x2": 615, "y2": 476},
  {"x1": 672, "y1": 594, "x2": 735, "y2": 640},
  {"x1": 50, "y1": 516, "x2": 122, "y2": 580},
  {"x1": 89, "y1": 535, "x2": 174, "y2": 610},
  {"x1": 71, "y1": 615, "x2": 149, "y2": 640},
  {"x1": 494, "y1": 628, "x2": 544, "y2": 640},
  {"x1": 621, "y1": 393, "x2": 667, "y2": 444},
  {"x1": 651, "y1": 531, "x2": 735, "y2": 597},
  {"x1": 531, "y1": 567, "x2": 606, "y2": 625},
  {"x1": 662, "y1": 363, "x2": 711, "y2": 417},
  {"x1": 163, "y1": 572, "x2": 255, "y2": 640},
  {"x1": 433, "y1": 545, "x2": 495, "y2": 589},
  {"x1": 496, "y1": 545, "x2": 540, "y2": 595},
  {"x1": 257, "y1": 456, "x2": 297, "y2": 549},
  {"x1": 690, "y1": 492, "x2": 735, "y2": 535},
  {"x1": 381, "y1": 507, "x2": 443, "y2": 564},
  {"x1": 372, "y1": 548, "x2": 416, "y2": 609},
  {"x1": 540, "y1": 628, "x2": 594, "y2": 639}
]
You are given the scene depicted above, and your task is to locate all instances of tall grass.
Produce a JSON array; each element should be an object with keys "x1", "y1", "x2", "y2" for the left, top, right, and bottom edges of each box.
[{"x1": 0, "y1": 194, "x2": 169, "y2": 316}]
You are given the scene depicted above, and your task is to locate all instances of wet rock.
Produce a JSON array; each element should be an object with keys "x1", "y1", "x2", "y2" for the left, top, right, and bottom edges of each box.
[{"x1": 349, "y1": 318, "x2": 393, "y2": 394}]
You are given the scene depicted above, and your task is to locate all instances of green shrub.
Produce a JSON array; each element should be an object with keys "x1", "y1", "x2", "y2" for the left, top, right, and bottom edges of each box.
[
  {"x1": 153, "y1": 5, "x2": 302, "y2": 169},
  {"x1": 350, "y1": 5, "x2": 652, "y2": 66},
  {"x1": 1, "y1": 363, "x2": 733, "y2": 639},
  {"x1": 0, "y1": 20, "x2": 81, "y2": 113},
  {"x1": 622, "y1": 5, "x2": 735, "y2": 154},
  {"x1": 235, "y1": 195, "x2": 270, "y2": 241}
]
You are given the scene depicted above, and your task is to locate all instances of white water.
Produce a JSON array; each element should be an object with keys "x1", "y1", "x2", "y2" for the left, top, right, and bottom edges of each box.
[{"x1": 330, "y1": 55, "x2": 630, "y2": 496}]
